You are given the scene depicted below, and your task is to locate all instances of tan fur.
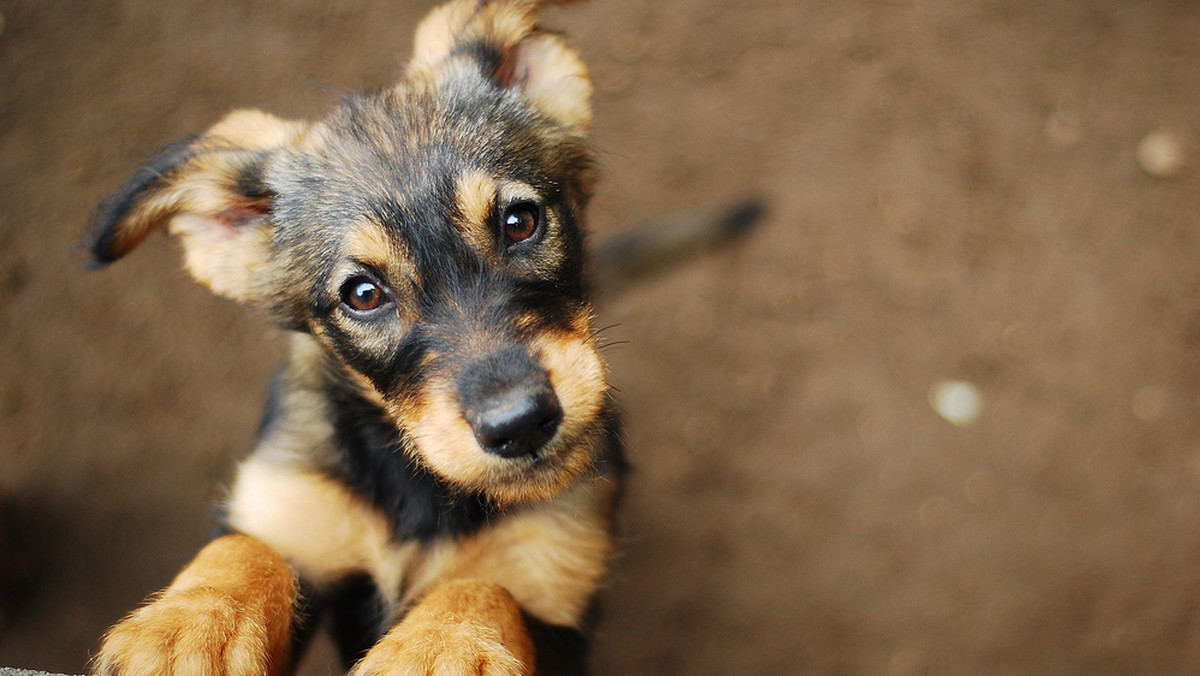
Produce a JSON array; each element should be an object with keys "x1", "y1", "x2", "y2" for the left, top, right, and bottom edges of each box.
[
  {"x1": 166, "y1": 111, "x2": 307, "y2": 301},
  {"x1": 495, "y1": 181, "x2": 542, "y2": 210},
  {"x1": 350, "y1": 579, "x2": 535, "y2": 676},
  {"x1": 171, "y1": 211, "x2": 273, "y2": 303},
  {"x1": 226, "y1": 445, "x2": 614, "y2": 629},
  {"x1": 207, "y1": 109, "x2": 308, "y2": 150},
  {"x1": 397, "y1": 325, "x2": 605, "y2": 506},
  {"x1": 409, "y1": 0, "x2": 591, "y2": 132},
  {"x1": 225, "y1": 459, "x2": 419, "y2": 598},
  {"x1": 409, "y1": 1, "x2": 536, "y2": 77},
  {"x1": 373, "y1": 311, "x2": 607, "y2": 509},
  {"x1": 502, "y1": 34, "x2": 592, "y2": 131},
  {"x1": 454, "y1": 170, "x2": 578, "y2": 277},
  {"x1": 402, "y1": 380, "x2": 586, "y2": 506},
  {"x1": 93, "y1": 534, "x2": 297, "y2": 676},
  {"x1": 406, "y1": 382, "x2": 503, "y2": 495},
  {"x1": 455, "y1": 170, "x2": 501, "y2": 259},
  {"x1": 97, "y1": 151, "x2": 251, "y2": 264},
  {"x1": 532, "y1": 330, "x2": 608, "y2": 441},
  {"x1": 322, "y1": 224, "x2": 423, "y2": 357},
  {"x1": 407, "y1": 476, "x2": 615, "y2": 628},
  {"x1": 344, "y1": 221, "x2": 405, "y2": 274},
  {"x1": 101, "y1": 109, "x2": 304, "y2": 267},
  {"x1": 404, "y1": 374, "x2": 596, "y2": 506}
]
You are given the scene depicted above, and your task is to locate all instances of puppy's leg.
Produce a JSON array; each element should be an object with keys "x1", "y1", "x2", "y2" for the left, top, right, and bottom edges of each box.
[
  {"x1": 349, "y1": 579, "x2": 535, "y2": 676},
  {"x1": 92, "y1": 533, "x2": 297, "y2": 676}
]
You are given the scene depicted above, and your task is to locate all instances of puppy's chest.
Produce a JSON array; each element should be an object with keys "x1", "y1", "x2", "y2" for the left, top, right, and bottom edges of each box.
[
  {"x1": 223, "y1": 455, "x2": 454, "y2": 602},
  {"x1": 224, "y1": 450, "x2": 615, "y2": 627}
]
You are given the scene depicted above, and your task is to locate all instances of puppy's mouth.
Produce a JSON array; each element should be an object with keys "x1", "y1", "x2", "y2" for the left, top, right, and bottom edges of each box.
[{"x1": 402, "y1": 392, "x2": 591, "y2": 506}]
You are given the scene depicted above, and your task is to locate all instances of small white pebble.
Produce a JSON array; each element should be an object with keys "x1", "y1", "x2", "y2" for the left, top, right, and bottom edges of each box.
[
  {"x1": 929, "y1": 379, "x2": 982, "y2": 427},
  {"x1": 1136, "y1": 129, "x2": 1186, "y2": 179}
]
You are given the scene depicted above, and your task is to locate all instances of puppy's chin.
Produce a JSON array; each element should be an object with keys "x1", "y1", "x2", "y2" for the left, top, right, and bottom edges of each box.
[{"x1": 396, "y1": 388, "x2": 596, "y2": 506}]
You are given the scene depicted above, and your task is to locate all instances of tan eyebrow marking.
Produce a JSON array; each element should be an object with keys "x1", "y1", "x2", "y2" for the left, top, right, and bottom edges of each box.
[
  {"x1": 345, "y1": 221, "x2": 400, "y2": 271},
  {"x1": 456, "y1": 171, "x2": 497, "y2": 225},
  {"x1": 454, "y1": 170, "x2": 499, "y2": 258},
  {"x1": 341, "y1": 220, "x2": 422, "y2": 296}
]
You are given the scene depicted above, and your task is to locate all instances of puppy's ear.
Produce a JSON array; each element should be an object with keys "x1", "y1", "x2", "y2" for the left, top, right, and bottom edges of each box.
[
  {"x1": 87, "y1": 110, "x2": 306, "y2": 303},
  {"x1": 408, "y1": 0, "x2": 592, "y2": 132}
]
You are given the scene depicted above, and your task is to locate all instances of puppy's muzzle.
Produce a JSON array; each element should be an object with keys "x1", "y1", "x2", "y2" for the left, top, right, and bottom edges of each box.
[{"x1": 457, "y1": 345, "x2": 563, "y2": 459}]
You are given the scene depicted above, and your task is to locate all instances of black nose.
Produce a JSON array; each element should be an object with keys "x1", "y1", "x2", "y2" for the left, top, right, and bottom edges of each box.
[
  {"x1": 468, "y1": 382, "x2": 562, "y2": 458},
  {"x1": 457, "y1": 346, "x2": 563, "y2": 459}
]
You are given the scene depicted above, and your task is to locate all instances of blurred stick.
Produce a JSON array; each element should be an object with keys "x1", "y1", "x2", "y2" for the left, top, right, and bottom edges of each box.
[{"x1": 590, "y1": 198, "x2": 766, "y2": 298}]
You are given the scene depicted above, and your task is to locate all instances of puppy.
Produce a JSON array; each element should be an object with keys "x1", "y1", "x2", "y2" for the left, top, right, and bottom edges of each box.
[{"x1": 87, "y1": 1, "x2": 620, "y2": 674}]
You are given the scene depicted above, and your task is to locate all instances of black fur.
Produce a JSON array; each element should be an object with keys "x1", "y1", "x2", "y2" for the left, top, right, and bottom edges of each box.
[
  {"x1": 86, "y1": 137, "x2": 198, "y2": 266},
  {"x1": 302, "y1": 574, "x2": 596, "y2": 675},
  {"x1": 326, "y1": 380, "x2": 499, "y2": 541},
  {"x1": 324, "y1": 574, "x2": 393, "y2": 670},
  {"x1": 522, "y1": 611, "x2": 591, "y2": 676},
  {"x1": 233, "y1": 153, "x2": 276, "y2": 203}
]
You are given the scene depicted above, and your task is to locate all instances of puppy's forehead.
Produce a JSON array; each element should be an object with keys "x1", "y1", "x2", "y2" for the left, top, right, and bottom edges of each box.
[
  {"x1": 300, "y1": 93, "x2": 539, "y2": 214},
  {"x1": 289, "y1": 90, "x2": 540, "y2": 220},
  {"x1": 332, "y1": 83, "x2": 546, "y2": 178}
]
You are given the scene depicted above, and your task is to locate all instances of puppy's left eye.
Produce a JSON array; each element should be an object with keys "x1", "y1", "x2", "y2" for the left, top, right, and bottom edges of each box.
[
  {"x1": 340, "y1": 276, "x2": 388, "y2": 314},
  {"x1": 502, "y1": 202, "x2": 542, "y2": 247}
]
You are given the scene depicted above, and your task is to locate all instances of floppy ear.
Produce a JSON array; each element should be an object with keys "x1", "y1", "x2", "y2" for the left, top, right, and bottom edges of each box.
[
  {"x1": 87, "y1": 109, "x2": 306, "y2": 303},
  {"x1": 408, "y1": 0, "x2": 592, "y2": 132}
]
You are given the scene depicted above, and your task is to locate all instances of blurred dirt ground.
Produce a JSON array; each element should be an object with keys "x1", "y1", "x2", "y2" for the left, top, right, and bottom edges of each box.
[{"x1": 2, "y1": 1, "x2": 1200, "y2": 674}]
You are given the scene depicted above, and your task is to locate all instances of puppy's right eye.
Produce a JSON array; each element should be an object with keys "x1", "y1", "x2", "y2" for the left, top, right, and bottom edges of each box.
[
  {"x1": 340, "y1": 277, "x2": 386, "y2": 313},
  {"x1": 501, "y1": 201, "x2": 544, "y2": 249}
]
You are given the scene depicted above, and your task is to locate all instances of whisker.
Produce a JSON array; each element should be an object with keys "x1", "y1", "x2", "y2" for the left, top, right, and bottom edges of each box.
[
  {"x1": 591, "y1": 323, "x2": 622, "y2": 339},
  {"x1": 597, "y1": 340, "x2": 631, "y2": 352}
]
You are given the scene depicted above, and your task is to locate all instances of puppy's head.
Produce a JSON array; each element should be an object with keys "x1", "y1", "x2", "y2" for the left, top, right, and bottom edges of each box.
[{"x1": 88, "y1": 0, "x2": 606, "y2": 506}]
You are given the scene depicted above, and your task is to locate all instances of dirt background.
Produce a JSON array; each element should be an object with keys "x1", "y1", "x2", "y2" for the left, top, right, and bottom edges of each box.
[{"x1": 2, "y1": 0, "x2": 1200, "y2": 673}]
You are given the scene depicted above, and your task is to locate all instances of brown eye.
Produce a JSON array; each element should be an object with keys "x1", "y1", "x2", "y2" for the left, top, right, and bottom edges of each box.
[
  {"x1": 341, "y1": 277, "x2": 385, "y2": 313},
  {"x1": 502, "y1": 202, "x2": 541, "y2": 246}
]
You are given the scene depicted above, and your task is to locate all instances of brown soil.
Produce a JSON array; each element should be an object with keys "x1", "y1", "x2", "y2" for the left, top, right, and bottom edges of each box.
[{"x1": 2, "y1": 1, "x2": 1200, "y2": 674}]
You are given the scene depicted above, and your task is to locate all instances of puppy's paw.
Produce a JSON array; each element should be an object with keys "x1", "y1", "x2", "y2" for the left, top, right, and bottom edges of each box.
[
  {"x1": 349, "y1": 579, "x2": 535, "y2": 676},
  {"x1": 92, "y1": 586, "x2": 277, "y2": 676},
  {"x1": 350, "y1": 617, "x2": 525, "y2": 676}
]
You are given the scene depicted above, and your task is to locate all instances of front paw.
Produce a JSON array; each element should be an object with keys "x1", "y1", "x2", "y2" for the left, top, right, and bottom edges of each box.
[
  {"x1": 349, "y1": 617, "x2": 525, "y2": 676},
  {"x1": 349, "y1": 579, "x2": 534, "y2": 676},
  {"x1": 92, "y1": 586, "x2": 278, "y2": 676}
]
